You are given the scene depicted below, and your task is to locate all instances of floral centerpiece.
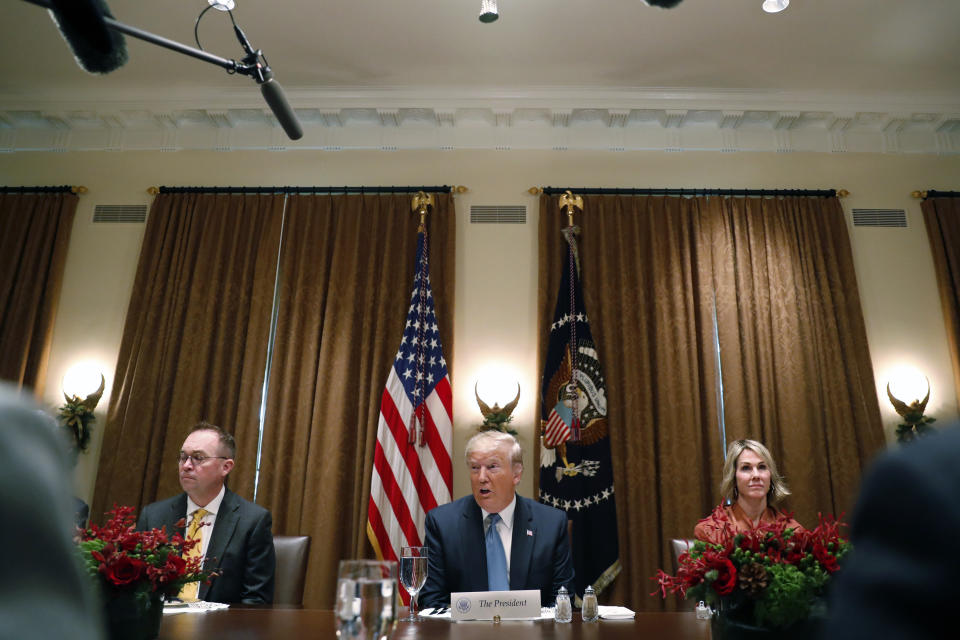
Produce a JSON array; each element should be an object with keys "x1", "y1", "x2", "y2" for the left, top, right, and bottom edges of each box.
[
  {"x1": 653, "y1": 514, "x2": 849, "y2": 636},
  {"x1": 78, "y1": 506, "x2": 215, "y2": 640}
]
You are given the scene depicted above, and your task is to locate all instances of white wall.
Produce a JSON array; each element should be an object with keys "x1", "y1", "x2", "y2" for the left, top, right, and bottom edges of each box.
[{"x1": 2, "y1": 149, "x2": 958, "y2": 505}]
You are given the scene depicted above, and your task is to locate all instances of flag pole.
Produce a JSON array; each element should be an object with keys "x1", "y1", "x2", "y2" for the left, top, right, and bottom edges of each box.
[{"x1": 409, "y1": 191, "x2": 435, "y2": 445}]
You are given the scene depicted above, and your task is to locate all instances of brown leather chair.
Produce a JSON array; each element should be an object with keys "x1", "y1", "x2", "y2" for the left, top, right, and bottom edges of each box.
[
  {"x1": 670, "y1": 538, "x2": 697, "y2": 573},
  {"x1": 273, "y1": 535, "x2": 311, "y2": 606}
]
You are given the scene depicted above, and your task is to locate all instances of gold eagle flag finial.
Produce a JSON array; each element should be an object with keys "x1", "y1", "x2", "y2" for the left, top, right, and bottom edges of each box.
[
  {"x1": 411, "y1": 191, "x2": 434, "y2": 230},
  {"x1": 559, "y1": 190, "x2": 583, "y2": 228}
]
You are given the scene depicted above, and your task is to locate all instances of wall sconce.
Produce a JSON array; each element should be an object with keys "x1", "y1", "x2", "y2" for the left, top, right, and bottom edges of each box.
[
  {"x1": 475, "y1": 381, "x2": 520, "y2": 435},
  {"x1": 886, "y1": 372, "x2": 936, "y2": 443},
  {"x1": 60, "y1": 363, "x2": 106, "y2": 455}
]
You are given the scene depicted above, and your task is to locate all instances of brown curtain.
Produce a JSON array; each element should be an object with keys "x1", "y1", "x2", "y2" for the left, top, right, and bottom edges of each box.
[
  {"x1": 921, "y1": 197, "x2": 960, "y2": 409},
  {"x1": 92, "y1": 193, "x2": 285, "y2": 521},
  {"x1": 249, "y1": 193, "x2": 456, "y2": 610},
  {"x1": 707, "y1": 195, "x2": 884, "y2": 527},
  {"x1": 538, "y1": 194, "x2": 725, "y2": 611},
  {"x1": 0, "y1": 192, "x2": 78, "y2": 396},
  {"x1": 537, "y1": 193, "x2": 884, "y2": 611}
]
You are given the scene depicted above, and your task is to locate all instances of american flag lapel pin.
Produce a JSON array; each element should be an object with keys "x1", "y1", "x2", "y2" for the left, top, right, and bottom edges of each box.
[{"x1": 526, "y1": 529, "x2": 534, "y2": 536}]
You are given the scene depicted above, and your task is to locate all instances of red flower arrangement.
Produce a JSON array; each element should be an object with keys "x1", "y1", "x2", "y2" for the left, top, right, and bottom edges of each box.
[
  {"x1": 78, "y1": 506, "x2": 214, "y2": 604},
  {"x1": 653, "y1": 512, "x2": 850, "y2": 630}
]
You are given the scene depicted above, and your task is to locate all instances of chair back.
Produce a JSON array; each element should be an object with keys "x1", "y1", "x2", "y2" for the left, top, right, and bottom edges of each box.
[
  {"x1": 670, "y1": 538, "x2": 698, "y2": 611},
  {"x1": 273, "y1": 535, "x2": 311, "y2": 606},
  {"x1": 670, "y1": 538, "x2": 696, "y2": 573}
]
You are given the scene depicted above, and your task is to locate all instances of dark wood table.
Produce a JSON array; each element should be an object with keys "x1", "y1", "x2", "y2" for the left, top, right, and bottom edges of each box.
[{"x1": 158, "y1": 608, "x2": 711, "y2": 640}]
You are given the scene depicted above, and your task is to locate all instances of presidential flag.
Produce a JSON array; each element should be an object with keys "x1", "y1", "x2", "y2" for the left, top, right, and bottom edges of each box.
[
  {"x1": 367, "y1": 228, "x2": 453, "y2": 584},
  {"x1": 539, "y1": 225, "x2": 621, "y2": 598}
]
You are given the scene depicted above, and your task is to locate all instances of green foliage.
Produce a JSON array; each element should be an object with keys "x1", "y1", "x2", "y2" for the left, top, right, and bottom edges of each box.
[
  {"x1": 896, "y1": 415, "x2": 936, "y2": 443},
  {"x1": 478, "y1": 415, "x2": 518, "y2": 436},
  {"x1": 753, "y1": 564, "x2": 814, "y2": 629},
  {"x1": 58, "y1": 396, "x2": 96, "y2": 453}
]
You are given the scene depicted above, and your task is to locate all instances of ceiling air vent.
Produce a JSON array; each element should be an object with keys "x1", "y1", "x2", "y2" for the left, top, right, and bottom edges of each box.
[
  {"x1": 852, "y1": 208, "x2": 907, "y2": 228},
  {"x1": 470, "y1": 205, "x2": 526, "y2": 224},
  {"x1": 93, "y1": 204, "x2": 148, "y2": 223}
]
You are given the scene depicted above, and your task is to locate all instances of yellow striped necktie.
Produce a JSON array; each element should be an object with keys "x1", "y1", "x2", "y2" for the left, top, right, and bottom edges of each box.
[{"x1": 178, "y1": 508, "x2": 209, "y2": 601}]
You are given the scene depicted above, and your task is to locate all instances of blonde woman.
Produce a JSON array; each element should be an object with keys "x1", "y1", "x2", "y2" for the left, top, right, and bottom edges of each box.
[{"x1": 694, "y1": 439, "x2": 804, "y2": 544}]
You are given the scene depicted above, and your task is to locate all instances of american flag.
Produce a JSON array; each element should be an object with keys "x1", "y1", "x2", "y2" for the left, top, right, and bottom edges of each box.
[{"x1": 367, "y1": 229, "x2": 453, "y2": 583}]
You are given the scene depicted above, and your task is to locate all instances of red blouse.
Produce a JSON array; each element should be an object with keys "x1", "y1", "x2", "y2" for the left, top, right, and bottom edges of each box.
[{"x1": 694, "y1": 503, "x2": 804, "y2": 545}]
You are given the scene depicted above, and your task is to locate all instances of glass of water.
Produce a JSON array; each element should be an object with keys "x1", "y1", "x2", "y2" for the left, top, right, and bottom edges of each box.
[
  {"x1": 336, "y1": 560, "x2": 397, "y2": 640},
  {"x1": 399, "y1": 546, "x2": 428, "y2": 622}
]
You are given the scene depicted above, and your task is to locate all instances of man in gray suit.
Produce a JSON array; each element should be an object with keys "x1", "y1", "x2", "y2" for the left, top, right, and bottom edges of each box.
[{"x1": 137, "y1": 422, "x2": 275, "y2": 604}]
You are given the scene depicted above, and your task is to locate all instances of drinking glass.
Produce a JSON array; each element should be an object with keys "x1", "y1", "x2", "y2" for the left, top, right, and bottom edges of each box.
[
  {"x1": 399, "y1": 546, "x2": 429, "y2": 622},
  {"x1": 336, "y1": 559, "x2": 397, "y2": 640}
]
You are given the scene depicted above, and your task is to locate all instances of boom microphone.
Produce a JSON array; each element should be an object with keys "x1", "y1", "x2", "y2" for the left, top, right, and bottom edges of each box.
[
  {"x1": 41, "y1": 0, "x2": 128, "y2": 73},
  {"x1": 259, "y1": 70, "x2": 304, "y2": 141},
  {"x1": 24, "y1": 0, "x2": 303, "y2": 141},
  {"x1": 231, "y1": 22, "x2": 303, "y2": 141}
]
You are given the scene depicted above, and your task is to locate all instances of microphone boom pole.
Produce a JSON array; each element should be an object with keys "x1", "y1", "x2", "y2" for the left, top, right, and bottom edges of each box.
[{"x1": 22, "y1": 0, "x2": 303, "y2": 140}]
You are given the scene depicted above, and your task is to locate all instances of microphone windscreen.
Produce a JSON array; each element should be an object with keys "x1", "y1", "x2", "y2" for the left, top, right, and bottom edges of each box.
[
  {"x1": 260, "y1": 78, "x2": 304, "y2": 141},
  {"x1": 47, "y1": 0, "x2": 128, "y2": 74}
]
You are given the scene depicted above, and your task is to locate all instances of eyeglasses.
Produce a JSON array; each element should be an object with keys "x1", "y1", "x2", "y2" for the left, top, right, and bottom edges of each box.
[{"x1": 177, "y1": 452, "x2": 230, "y2": 466}]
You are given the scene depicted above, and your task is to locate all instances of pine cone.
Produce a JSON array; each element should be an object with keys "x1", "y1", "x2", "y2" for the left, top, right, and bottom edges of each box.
[{"x1": 737, "y1": 562, "x2": 769, "y2": 597}]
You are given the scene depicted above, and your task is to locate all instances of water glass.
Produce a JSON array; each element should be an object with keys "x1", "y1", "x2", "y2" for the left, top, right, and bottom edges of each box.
[
  {"x1": 336, "y1": 559, "x2": 397, "y2": 640},
  {"x1": 399, "y1": 546, "x2": 429, "y2": 622}
]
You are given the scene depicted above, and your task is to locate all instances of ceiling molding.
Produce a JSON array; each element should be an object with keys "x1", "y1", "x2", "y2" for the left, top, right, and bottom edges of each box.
[{"x1": 2, "y1": 88, "x2": 958, "y2": 154}]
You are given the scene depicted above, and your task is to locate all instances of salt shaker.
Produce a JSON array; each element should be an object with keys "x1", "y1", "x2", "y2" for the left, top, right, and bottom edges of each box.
[
  {"x1": 581, "y1": 585, "x2": 599, "y2": 622},
  {"x1": 554, "y1": 586, "x2": 572, "y2": 623},
  {"x1": 695, "y1": 600, "x2": 711, "y2": 620}
]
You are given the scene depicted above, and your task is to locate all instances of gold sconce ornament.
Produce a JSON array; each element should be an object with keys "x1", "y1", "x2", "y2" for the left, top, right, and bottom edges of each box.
[
  {"x1": 475, "y1": 382, "x2": 520, "y2": 436},
  {"x1": 886, "y1": 378, "x2": 936, "y2": 443},
  {"x1": 59, "y1": 372, "x2": 105, "y2": 455}
]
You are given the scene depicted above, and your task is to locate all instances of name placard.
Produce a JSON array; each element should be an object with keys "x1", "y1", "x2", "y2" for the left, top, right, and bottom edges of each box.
[{"x1": 450, "y1": 590, "x2": 541, "y2": 621}]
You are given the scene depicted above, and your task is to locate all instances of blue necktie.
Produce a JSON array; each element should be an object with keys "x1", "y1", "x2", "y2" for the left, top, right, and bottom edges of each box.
[{"x1": 485, "y1": 513, "x2": 510, "y2": 591}]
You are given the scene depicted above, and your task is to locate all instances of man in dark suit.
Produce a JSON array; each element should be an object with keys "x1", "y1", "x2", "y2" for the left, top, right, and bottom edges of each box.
[
  {"x1": 419, "y1": 430, "x2": 575, "y2": 608},
  {"x1": 823, "y1": 423, "x2": 960, "y2": 639},
  {"x1": 137, "y1": 422, "x2": 275, "y2": 604}
]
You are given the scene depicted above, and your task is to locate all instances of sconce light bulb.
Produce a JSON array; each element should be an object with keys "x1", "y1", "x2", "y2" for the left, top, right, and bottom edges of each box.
[{"x1": 62, "y1": 362, "x2": 104, "y2": 399}]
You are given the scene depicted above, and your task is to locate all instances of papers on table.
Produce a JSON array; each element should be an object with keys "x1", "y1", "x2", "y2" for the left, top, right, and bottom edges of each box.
[
  {"x1": 420, "y1": 605, "x2": 636, "y2": 621},
  {"x1": 598, "y1": 605, "x2": 635, "y2": 619},
  {"x1": 163, "y1": 601, "x2": 230, "y2": 615}
]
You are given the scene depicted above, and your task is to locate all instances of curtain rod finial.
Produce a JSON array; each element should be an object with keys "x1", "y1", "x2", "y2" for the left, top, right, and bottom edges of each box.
[
  {"x1": 837, "y1": 189, "x2": 850, "y2": 198},
  {"x1": 911, "y1": 190, "x2": 926, "y2": 199},
  {"x1": 455, "y1": 185, "x2": 469, "y2": 194},
  {"x1": 71, "y1": 186, "x2": 88, "y2": 195},
  {"x1": 528, "y1": 187, "x2": 542, "y2": 195},
  {"x1": 147, "y1": 187, "x2": 159, "y2": 195}
]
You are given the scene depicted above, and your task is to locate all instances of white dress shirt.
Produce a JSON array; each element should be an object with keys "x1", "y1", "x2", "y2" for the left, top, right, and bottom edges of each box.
[{"x1": 185, "y1": 485, "x2": 225, "y2": 560}]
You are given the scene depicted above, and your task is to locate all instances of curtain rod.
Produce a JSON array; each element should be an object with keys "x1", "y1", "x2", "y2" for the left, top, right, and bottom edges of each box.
[
  {"x1": 152, "y1": 185, "x2": 460, "y2": 195},
  {"x1": 535, "y1": 187, "x2": 842, "y2": 198},
  {"x1": 912, "y1": 190, "x2": 960, "y2": 200},
  {"x1": 0, "y1": 185, "x2": 87, "y2": 194}
]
